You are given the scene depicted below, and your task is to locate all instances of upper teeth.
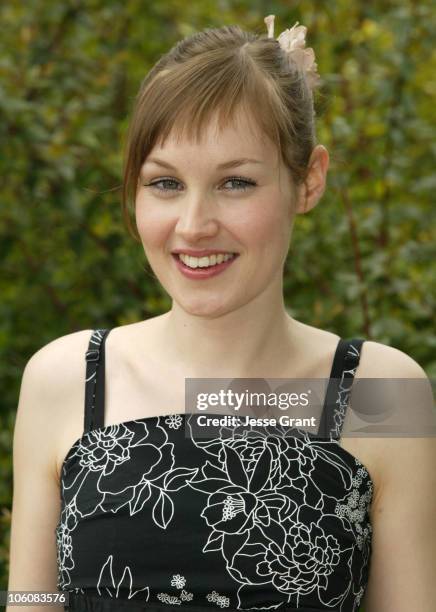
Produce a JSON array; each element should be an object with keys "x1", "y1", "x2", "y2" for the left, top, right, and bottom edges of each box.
[{"x1": 178, "y1": 253, "x2": 235, "y2": 268}]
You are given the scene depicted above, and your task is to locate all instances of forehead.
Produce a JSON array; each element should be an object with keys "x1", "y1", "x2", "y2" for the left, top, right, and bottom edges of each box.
[{"x1": 146, "y1": 108, "x2": 278, "y2": 167}]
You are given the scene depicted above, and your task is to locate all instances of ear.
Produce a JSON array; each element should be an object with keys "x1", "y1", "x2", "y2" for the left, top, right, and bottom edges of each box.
[{"x1": 295, "y1": 145, "x2": 329, "y2": 214}]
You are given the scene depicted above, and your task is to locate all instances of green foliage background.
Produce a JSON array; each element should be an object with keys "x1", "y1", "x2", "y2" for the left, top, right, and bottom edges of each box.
[{"x1": 1, "y1": 1, "x2": 435, "y2": 607}]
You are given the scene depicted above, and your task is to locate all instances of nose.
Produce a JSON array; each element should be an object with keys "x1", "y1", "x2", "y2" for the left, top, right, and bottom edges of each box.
[{"x1": 174, "y1": 192, "x2": 219, "y2": 242}]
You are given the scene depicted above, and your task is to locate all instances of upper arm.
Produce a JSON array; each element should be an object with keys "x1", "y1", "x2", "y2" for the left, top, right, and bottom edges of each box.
[
  {"x1": 362, "y1": 346, "x2": 436, "y2": 610},
  {"x1": 6, "y1": 330, "x2": 92, "y2": 611}
]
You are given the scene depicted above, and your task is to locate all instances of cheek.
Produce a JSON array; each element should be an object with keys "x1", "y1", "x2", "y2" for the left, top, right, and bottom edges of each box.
[
  {"x1": 233, "y1": 198, "x2": 289, "y2": 251},
  {"x1": 135, "y1": 199, "x2": 172, "y2": 249}
]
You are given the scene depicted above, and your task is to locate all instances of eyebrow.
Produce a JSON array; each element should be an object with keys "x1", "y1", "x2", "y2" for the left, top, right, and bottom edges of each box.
[{"x1": 144, "y1": 157, "x2": 263, "y2": 170}]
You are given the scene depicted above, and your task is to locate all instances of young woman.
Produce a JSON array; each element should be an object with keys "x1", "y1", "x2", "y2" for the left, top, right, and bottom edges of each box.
[{"x1": 7, "y1": 14, "x2": 435, "y2": 612}]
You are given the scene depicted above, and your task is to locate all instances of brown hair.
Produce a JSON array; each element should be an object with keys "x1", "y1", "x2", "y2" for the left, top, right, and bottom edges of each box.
[{"x1": 122, "y1": 23, "x2": 321, "y2": 242}]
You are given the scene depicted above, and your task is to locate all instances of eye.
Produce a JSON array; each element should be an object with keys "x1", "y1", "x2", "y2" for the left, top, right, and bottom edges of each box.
[
  {"x1": 145, "y1": 178, "x2": 181, "y2": 192},
  {"x1": 222, "y1": 176, "x2": 257, "y2": 191}
]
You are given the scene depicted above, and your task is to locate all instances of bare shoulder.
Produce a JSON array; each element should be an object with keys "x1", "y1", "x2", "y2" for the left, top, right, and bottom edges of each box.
[
  {"x1": 17, "y1": 329, "x2": 95, "y2": 481},
  {"x1": 25, "y1": 328, "x2": 94, "y2": 386},
  {"x1": 23, "y1": 328, "x2": 95, "y2": 418},
  {"x1": 352, "y1": 338, "x2": 434, "y2": 493},
  {"x1": 358, "y1": 339, "x2": 429, "y2": 378}
]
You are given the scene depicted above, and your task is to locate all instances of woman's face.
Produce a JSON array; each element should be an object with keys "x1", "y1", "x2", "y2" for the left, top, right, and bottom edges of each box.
[{"x1": 135, "y1": 109, "x2": 299, "y2": 317}]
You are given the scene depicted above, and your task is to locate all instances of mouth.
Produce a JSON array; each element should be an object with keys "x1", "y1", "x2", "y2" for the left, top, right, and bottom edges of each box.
[{"x1": 171, "y1": 252, "x2": 240, "y2": 279}]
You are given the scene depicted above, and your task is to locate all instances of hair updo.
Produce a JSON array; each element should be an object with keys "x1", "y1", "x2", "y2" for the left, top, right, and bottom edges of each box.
[{"x1": 122, "y1": 22, "x2": 322, "y2": 241}]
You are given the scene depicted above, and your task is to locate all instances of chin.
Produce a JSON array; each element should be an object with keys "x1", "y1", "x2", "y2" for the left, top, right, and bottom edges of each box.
[{"x1": 174, "y1": 296, "x2": 235, "y2": 319}]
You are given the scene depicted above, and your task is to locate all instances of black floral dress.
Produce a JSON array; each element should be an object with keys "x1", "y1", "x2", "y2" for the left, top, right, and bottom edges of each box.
[{"x1": 55, "y1": 329, "x2": 373, "y2": 611}]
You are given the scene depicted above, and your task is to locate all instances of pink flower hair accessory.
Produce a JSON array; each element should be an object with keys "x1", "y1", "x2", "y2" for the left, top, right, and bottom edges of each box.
[{"x1": 264, "y1": 14, "x2": 321, "y2": 90}]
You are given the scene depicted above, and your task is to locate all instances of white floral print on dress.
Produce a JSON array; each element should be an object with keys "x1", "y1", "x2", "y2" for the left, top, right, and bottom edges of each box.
[
  {"x1": 96, "y1": 554, "x2": 150, "y2": 600},
  {"x1": 171, "y1": 573, "x2": 186, "y2": 589},
  {"x1": 206, "y1": 590, "x2": 230, "y2": 608},
  {"x1": 165, "y1": 414, "x2": 184, "y2": 429}
]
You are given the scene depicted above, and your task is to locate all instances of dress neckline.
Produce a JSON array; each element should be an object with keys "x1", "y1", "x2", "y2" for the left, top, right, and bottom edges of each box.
[{"x1": 59, "y1": 409, "x2": 376, "y2": 492}]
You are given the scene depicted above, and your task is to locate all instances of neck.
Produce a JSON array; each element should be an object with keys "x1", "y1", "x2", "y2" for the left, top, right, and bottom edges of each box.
[{"x1": 158, "y1": 289, "x2": 302, "y2": 379}]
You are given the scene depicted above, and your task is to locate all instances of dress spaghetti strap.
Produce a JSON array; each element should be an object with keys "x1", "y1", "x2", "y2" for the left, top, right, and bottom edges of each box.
[
  {"x1": 84, "y1": 328, "x2": 112, "y2": 433},
  {"x1": 317, "y1": 337, "x2": 365, "y2": 440}
]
